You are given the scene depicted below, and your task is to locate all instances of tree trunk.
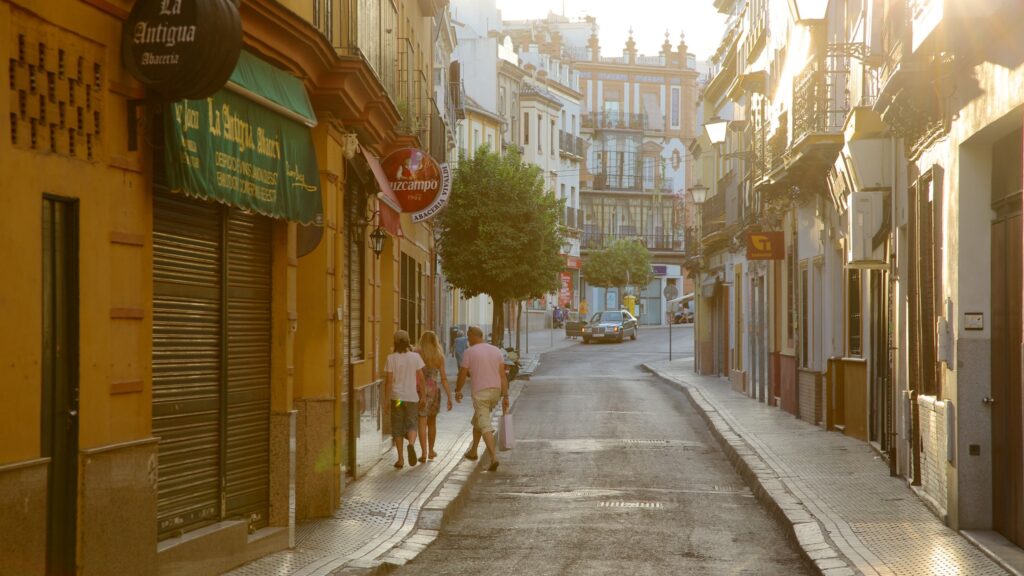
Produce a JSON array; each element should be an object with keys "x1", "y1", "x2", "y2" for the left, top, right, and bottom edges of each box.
[
  {"x1": 491, "y1": 295, "x2": 505, "y2": 347},
  {"x1": 515, "y1": 300, "x2": 523, "y2": 351}
]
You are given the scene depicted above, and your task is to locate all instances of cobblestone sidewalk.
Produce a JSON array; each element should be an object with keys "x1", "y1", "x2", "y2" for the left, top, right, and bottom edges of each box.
[
  {"x1": 647, "y1": 359, "x2": 1007, "y2": 576},
  {"x1": 224, "y1": 334, "x2": 571, "y2": 576}
]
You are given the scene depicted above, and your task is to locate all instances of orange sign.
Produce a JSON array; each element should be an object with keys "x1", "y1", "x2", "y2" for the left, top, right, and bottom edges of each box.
[
  {"x1": 381, "y1": 148, "x2": 451, "y2": 222},
  {"x1": 747, "y1": 231, "x2": 785, "y2": 260}
]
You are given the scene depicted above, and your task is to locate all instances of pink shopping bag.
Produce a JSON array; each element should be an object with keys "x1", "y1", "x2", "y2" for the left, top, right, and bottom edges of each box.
[{"x1": 498, "y1": 412, "x2": 515, "y2": 451}]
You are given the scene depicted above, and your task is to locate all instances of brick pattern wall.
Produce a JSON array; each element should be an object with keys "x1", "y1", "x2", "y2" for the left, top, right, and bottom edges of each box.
[
  {"x1": 8, "y1": 8, "x2": 104, "y2": 160},
  {"x1": 798, "y1": 370, "x2": 821, "y2": 426},
  {"x1": 918, "y1": 396, "x2": 948, "y2": 516}
]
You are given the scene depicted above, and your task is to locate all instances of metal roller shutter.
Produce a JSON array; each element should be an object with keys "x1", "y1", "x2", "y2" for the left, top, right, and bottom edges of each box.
[
  {"x1": 153, "y1": 189, "x2": 223, "y2": 538},
  {"x1": 224, "y1": 208, "x2": 272, "y2": 530},
  {"x1": 153, "y1": 190, "x2": 272, "y2": 539}
]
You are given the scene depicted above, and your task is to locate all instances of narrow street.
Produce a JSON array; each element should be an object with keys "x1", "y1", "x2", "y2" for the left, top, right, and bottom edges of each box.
[{"x1": 391, "y1": 326, "x2": 812, "y2": 575}]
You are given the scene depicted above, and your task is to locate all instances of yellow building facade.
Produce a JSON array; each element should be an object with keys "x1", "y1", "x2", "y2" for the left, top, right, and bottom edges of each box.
[{"x1": 0, "y1": 0, "x2": 450, "y2": 574}]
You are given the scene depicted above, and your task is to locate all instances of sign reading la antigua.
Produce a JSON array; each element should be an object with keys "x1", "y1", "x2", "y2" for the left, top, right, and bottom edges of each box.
[{"x1": 381, "y1": 148, "x2": 451, "y2": 222}]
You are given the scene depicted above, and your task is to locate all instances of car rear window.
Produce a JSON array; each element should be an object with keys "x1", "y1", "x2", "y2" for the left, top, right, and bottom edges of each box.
[{"x1": 592, "y1": 311, "x2": 623, "y2": 323}]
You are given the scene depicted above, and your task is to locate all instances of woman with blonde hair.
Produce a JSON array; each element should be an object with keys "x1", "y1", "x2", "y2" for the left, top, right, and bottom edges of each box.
[{"x1": 416, "y1": 330, "x2": 453, "y2": 462}]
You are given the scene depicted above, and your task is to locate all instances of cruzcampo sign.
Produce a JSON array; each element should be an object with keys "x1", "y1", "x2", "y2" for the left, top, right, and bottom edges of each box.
[
  {"x1": 381, "y1": 148, "x2": 451, "y2": 222},
  {"x1": 163, "y1": 54, "x2": 322, "y2": 224}
]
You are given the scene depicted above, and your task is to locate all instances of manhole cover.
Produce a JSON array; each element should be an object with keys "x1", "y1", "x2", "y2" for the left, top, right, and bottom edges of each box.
[{"x1": 599, "y1": 501, "x2": 664, "y2": 509}]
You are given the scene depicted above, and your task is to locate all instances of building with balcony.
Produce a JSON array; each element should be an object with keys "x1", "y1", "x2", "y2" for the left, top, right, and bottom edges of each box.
[
  {"x1": 0, "y1": 0, "x2": 454, "y2": 573},
  {"x1": 691, "y1": 0, "x2": 1024, "y2": 567},
  {"x1": 517, "y1": 42, "x2": 585, "y2": 312},
  {"x1": 505, "y1": 18, "x2": 700, "y2": 325}
]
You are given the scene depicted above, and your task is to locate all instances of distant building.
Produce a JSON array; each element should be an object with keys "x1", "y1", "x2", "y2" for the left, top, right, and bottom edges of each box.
[{"x1": 505, "y1": 18, "x2": 700, "y2": 325}]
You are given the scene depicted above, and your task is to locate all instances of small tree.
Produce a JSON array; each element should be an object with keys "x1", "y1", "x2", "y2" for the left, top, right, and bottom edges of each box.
[
  {"x1": 581, "y1": 238, "x2": 654, "y2": 308},
  {"x1": 438, "y1": 146, "x2": 564, "y2": 346}
]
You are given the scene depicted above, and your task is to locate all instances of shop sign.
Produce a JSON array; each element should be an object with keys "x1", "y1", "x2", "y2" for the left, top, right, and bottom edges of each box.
[
  {"x1": 123, "y1": 0, "x2": 242, "y2": 100},
  {"x1": 559, "y1": 273, "x2": 573, "y2": 307},
  {"x1": 651, "y1": 265, "x2": 668, "y2": 276},
  {"x1": 565, "y1": 255, "x2": 581, "y2": 269},
  {"x1": 164, "y1": 90, "x2": 322, "y2": 224},
  {"x1": 381, "y1": 148, "x2": 451, "y2": 222},
  {"x1": 747, "y1": 231, "x2": 785, "y2": 260}
]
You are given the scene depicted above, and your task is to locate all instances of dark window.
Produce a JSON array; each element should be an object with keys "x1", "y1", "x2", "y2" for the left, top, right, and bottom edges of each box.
[
  {"x1": 848, "y1": 268, "x2": 862, "y2": 357},
  {"x1": 801, "y1": 267, "x2": 809, "y2": 367},
  {"x1": 400, "y1": 252, "x2": 420, "y2": 338},
  {"x1": 787, "y1": 223, "x2": 796, "y2": 347},
  {"x1": 347, "y1": 195, "x2": 365, "y2": 360}
]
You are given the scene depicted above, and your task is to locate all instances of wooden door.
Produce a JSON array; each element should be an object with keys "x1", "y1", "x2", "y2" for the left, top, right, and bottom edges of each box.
[
  {"x1": 42, "y1": 197, "x2": 79, "y2": 575},
  {"x1": 992, "y1": 212, "x2": 1023, "y2": 546}
]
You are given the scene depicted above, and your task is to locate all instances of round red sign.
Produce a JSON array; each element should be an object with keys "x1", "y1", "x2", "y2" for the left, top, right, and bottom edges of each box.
[{"x1": 381, "y1": 148, "x2": 450, "y2": 221}]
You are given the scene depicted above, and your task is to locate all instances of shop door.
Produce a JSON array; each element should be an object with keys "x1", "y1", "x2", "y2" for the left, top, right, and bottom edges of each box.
[
  {"x1": 42, "y1": 197, "x2": 79, "y2": 575},
  {"x1": 992, "y1": 206, "x2": 1023, "y2": 546},
  {"x1": 223, "y1": 209, "x2": 272, "y2": 530},
  {"x1": 153, "y1": 189, "x2": 271, "y2": 539}
]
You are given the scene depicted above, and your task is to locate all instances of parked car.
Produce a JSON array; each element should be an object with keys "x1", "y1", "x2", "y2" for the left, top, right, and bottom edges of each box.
[{"x1": 582, "y1": 310, "x2": 638, "y2": 344}]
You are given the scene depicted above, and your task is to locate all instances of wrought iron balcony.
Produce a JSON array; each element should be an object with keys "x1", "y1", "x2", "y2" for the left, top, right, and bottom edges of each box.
[
  {"x1": 428, "y1": 99, "x2": 447, "y2": 163},
  {"x1": 580, "y1": 231, "x2": 684, "y2": 251},
  {"x1": 700, "y1": 191, "x2": 726, "y2": 240},
  {"x1": 559, "y1": 131, "x2": 584, "y2": 158},
  {"x1": 791, "y1": 62, "x2": 850, "y2": 146},
  {"x1": 591, "y1": 171, "x2": 642, "y2": 191},
  {"x1": 582, "y1": 112, "x2": 649, "y2": 132}
]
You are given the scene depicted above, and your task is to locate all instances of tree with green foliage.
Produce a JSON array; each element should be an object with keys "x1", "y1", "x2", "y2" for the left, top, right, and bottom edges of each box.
[
  {"x1": 438, "y1": 146, "x2": 564, "y2": 346},
  {"x1": 581, "y1": 238, "x2": 654, "y2": 307}
]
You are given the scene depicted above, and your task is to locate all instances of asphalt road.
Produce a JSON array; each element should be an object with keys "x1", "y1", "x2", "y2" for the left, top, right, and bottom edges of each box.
[{"x1": 392, "y1": 325, "x2": 812, "y2": 576}]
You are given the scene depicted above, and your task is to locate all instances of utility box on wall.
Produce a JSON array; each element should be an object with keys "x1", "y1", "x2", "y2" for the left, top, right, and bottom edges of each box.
[{"x1": 847, "y1": 191, "x2": 885, "y2": 267}]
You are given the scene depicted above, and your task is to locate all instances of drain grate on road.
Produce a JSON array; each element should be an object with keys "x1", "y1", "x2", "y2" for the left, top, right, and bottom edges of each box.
[
  {"x1": 599, "y1": 501, "x2": 664, "y2": 509},
  {"x1": 621, "y1": 439, "x2": 673, "y2": 445}
]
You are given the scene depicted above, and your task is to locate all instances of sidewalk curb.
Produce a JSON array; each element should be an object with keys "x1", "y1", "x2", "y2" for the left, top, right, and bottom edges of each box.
[
  {"x1": 644, "y1": 363, "x2": 857, "y2": 576},
  {"x1": 351, "y1": 378, "x2": 533, "y2": 575}
]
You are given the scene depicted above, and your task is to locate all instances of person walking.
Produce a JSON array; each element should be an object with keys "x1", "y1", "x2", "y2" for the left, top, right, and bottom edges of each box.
[
  {"x1": 416, "y1": 331, "x2": 453, "y2": 462},
  {"x1": 455, "y1": 325, "x2": 509, "y2": 472},
  {"x1": 453, "y1": 329, "x2": 469, "y2": 370},
  {"x1": 385, "y1": 330, "x2": 424, "y2": 469}
]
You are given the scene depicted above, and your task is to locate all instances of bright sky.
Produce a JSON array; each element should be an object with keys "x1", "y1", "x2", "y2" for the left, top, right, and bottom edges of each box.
[{"x1": 495, "y1": 0, "x2": 728, "y2": 62}]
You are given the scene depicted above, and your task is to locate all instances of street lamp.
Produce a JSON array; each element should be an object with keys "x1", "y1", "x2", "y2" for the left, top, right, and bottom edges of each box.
[
  {"x1": 369, "y1": 226, "x2": 387, "y2": 258},
  {"x1": 688, "y1": 183, "x2": 709, "y2": 376},
  {"x1": 689, "y1": 183, "x2": 709, "y2": 206},
  {"x1": 704, "y1": 121, "x2": 729, "y2": 146}
]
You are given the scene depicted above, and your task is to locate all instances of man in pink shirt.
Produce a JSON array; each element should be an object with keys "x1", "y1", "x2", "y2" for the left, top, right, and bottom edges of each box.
[{"x1": 455, "y1": 325, "x2": 509, "y2": 471}]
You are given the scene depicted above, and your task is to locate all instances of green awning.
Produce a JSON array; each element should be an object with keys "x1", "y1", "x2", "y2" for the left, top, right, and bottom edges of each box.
[
  {"x1": 226, "y1": 50, "x2": 317, "y2": 127},
  {"x1": 163, "y1": 52, "x2": 322, "y2": 224}
]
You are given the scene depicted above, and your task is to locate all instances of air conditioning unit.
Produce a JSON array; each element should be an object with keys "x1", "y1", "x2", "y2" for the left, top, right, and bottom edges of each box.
[{"x1": 847, "y1": 191, "x2": 885, "y2": 268}]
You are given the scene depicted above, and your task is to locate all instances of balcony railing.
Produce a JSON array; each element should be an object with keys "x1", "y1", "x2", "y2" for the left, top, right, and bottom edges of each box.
[
  {"x1": 582, "y1": 113, "x2": 649, "y2": 131},
  {"x1": 339, "y1": 0, "x2": 399, "y2": 100},
  {"x1": 701, "y1": 192, "x2": 726, "y2": 239},
  {"x1": 565, "y1": 203, "x2": 581, "y2": 226},
  {"x1": 592, "y1": 171, "x2": 641, "y2": 191},
  {"x1": 752, "y1": 120, "x2": 769, "y2": 182},
  {"x1": 428, "y1": 99, "x2": 449, "y2": 162},
  {"x1": 559, "y1": 130, "x2": 584, "y2": 158},
  {"x1": 580, "y1": 231, "x2": 683, "y2": 251},
  {"x1": 791, "y1": 51, "x2": 851, "y2": 145}
]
